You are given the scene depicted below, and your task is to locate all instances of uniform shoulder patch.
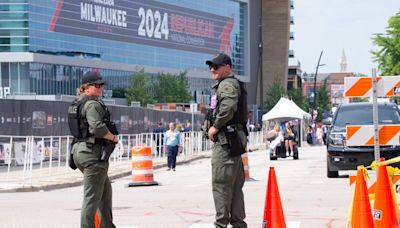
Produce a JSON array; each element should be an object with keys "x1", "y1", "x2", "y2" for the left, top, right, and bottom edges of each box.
[
  {"x1": 85, "y1": 100, "x2": 101, "y2": 108},
  {"x1": 222, "y1": 85, "x2": 234, "y2": 94},
  {"x1": 219, "y1": 80, "x2": 237, "y2": 94}
]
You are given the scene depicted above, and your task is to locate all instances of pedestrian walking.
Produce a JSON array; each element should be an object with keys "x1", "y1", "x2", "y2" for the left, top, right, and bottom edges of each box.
[
  {"x1": 69, "y1": 71, "x2": 119, "y2": 228},
  {"x1": 205, "y1": 53, "x2": 249, "y2": 228},
  {"x1": 163, "y1": 122, "x2": 182, "y2": 171},
  {"x1": 316, "y1": 124, "x2": 324, "y2": 145}
]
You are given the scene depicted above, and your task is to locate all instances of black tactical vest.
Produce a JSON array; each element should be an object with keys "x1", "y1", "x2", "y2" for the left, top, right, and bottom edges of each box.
[
  {"x1": 68, "y1": 96, "x2": 93, "y2": 139},
  {"x1": 216, "y1": 76, "x2": 248, "y2": 131},
  {"x1": 68, "y1": 96, "x2": 115, "y2": 140}
]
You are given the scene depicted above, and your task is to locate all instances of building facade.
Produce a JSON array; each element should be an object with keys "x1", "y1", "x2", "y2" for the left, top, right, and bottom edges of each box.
[
  {"x1": 302, "y1": 72, "x2": 354, "y2": 106},
  {"x1": 0, "y1": 0, "x2": 251, "y2": 101},
  {"x1": 287, "y1": 65, "x2": 302, "y2": 90},
  {"x1": 258, "y1": 0, "x2": 293, "y2": 107}
]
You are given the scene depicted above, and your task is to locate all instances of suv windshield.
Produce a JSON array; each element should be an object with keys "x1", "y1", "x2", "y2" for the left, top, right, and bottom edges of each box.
[{"x1": 334, "y1": 104, "x2": 400, "y2": 126}]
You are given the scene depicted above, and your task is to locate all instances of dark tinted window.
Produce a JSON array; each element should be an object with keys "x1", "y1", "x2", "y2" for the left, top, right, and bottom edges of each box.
[{"x1": 334, "y1": 104, "x2": 400, "y2": 126}]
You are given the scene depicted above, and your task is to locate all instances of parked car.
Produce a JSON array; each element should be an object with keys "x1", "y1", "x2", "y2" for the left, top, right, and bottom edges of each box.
[{"x1": 324, "y1": 102, "x2": 400, "y2": 178}]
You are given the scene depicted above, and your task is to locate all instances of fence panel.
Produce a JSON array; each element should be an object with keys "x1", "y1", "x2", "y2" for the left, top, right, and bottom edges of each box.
[{"x1": 0, "y1": 131, "x2": 212, "y2": 187}]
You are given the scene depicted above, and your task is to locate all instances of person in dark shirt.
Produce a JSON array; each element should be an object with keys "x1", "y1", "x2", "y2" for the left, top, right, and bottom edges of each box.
[
  {"x1": 153, "y1": 122, "x2": 166, "y2": 156},
  {"x1": 183, "y1": 122, "x2": 192, "y2": 132}
]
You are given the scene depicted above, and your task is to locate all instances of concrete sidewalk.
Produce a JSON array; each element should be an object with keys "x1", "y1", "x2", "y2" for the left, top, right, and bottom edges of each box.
[
  {"x1": 0, "y1": 152, "x2": 211, "y2": 193},
  {"x1": 0, "y1": 143, "x2": 268, "y2": 193}
]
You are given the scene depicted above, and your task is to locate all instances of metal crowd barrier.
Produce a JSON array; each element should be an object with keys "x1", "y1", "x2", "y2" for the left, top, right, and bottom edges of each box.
[{"x1": 0, "y1": 130, "x2": 265, "y2": 186}]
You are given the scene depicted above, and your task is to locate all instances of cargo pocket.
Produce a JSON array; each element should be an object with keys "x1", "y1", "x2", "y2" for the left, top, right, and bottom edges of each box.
[{"x1": 212, "y1": 160, "x2": 234, "y2": 184}]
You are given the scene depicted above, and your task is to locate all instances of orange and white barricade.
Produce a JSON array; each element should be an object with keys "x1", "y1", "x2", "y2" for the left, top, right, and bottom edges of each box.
[
  {"x1": 346, "y1": 125, "x2": 400, "y2": 146},
  {"x1": 128, "y1": 145, "x2": 158, "y2": 187},
  {"x1": 382, "y1": 76, "x2": 400, "y2": 97},
  {"x1": 344, "y1": 76, "x2": 400, "y2": 98},
  {"x1": 344, "y1": 77, "x2": 382, "y2": 97}
]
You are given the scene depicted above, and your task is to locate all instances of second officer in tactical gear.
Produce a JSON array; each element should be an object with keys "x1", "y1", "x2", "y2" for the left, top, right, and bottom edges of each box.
[
  {"x1": 205, "y1": 53, "x2": 249, "y2": 228},
  {"x1": 70, "y1": 71, "x2": 119, "y2": 228}
]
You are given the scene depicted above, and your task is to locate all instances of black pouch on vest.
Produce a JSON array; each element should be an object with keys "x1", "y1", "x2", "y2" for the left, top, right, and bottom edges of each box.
[
  {"x1": 225, "y1": 126, "x2": 245, "y2": 157},
  {"x1": 68, "y1": 141, "x2": 77, "y2": 170}
]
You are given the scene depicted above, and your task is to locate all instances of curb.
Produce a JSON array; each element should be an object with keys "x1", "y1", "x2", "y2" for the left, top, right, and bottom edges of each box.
[{"x1": 0, "y1": 154, "x2": 211, "y2": 193}]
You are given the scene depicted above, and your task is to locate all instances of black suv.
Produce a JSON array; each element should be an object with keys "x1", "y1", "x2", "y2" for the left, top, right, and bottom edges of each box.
[{"x1": 325, "y1": 102, "x2": 400, "y2": 178}]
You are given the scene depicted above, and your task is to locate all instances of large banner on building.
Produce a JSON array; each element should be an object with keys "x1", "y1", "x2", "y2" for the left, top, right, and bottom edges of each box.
[
  {"x1": 0, "y1": 100, "x2": 203, "y2": 136},
  {"x1": 49, "y1": 0, "x2": 234, "y2": 54}
]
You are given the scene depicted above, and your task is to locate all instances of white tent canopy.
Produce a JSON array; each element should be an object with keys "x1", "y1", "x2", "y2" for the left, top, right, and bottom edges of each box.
[{"x1": 262, "y1": 97, "x2": 311, "y2": 121}]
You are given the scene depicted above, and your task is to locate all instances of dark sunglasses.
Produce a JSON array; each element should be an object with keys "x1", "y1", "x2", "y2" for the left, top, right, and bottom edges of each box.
[
  {"x1": 209, "y1": 64, "x2": 225, "y2": 71},
  {"x1": 90, "y1": 83, "x2": 104, "y2": 88}
]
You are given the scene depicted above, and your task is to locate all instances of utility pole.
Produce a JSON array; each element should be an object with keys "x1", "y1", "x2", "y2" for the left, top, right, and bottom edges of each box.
[
  {"x1": 258, "y1": 8, "x2": 264, "y2": 114},
  {"x1": 313, "y1": 51, "x2": 324, "y2": 111}
]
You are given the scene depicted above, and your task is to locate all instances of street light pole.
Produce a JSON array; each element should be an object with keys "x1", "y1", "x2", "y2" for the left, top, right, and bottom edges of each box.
[{"x1": 313, "y1": 51, "x2": 324, "y2": 111}]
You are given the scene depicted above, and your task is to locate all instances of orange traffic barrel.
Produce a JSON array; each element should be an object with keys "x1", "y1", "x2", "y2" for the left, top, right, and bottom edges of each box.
[
  {"x1": 128, "y1": 145, "x2": 158, "y2": 187},
  {"x1": 242, "y1": 152, "x2": 254, "y2": 181}
]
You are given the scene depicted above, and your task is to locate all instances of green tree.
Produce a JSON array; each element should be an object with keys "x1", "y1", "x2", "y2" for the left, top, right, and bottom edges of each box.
[
  {"x1": 287, "y1": 88, "x2": 309, "y2": 112},
  {"x1": 316, "y1": 84, "x2": 331, "y2": 121},
  {"x1": 264, "y1": 79, "x2": 287, "y2": 111},
  {"x1": 125, "y1": 69, "x2": 154, "y2": 106},
  {"x1": 174, "y1": 71, "x2": 192, "y2": 103},
  {"x1": 372, "y1": 12, "x2": 400, "y2": 75},
  {"x1": 154, "y1": 71, "x2": 192, "y2": 103}
]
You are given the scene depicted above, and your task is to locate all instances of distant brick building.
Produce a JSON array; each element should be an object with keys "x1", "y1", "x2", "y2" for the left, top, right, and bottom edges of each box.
[{"x1": 302, "y1": 72, "x2": 355, "y2": 106}]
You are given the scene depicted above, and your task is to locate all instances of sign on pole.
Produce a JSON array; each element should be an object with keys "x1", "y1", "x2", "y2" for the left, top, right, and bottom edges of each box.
[
  {"x1": 344, "y1": 76, "x2": 400, "y2": 97},
  {"x1": 344, "y1": 74, "x2": 400, "y2": 163},
  {"x1": 346, "y1": 125, "x2": 400, "y2": 146}
]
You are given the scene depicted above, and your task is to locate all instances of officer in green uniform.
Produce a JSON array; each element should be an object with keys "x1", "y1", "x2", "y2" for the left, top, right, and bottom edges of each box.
[
  {"x1": 72, "y1": 72, "x2": 119, "y2": 228},
  {"x1": 205, "y1": 53, "x2": 249, "y2": 228}
]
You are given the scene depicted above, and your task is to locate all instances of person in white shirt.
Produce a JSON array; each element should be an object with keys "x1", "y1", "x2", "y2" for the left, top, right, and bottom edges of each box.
[
  {"x1": 163, "y1": 122, "x2": 182, "y2": 171},
  {"x1": 267, "y1": 124, "x2": 283, "y2": 156}
]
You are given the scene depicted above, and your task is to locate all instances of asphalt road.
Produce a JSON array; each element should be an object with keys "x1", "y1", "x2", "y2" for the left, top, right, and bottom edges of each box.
[{"x1": 0, "y1": 145, "x2": 357, "y2": 228}]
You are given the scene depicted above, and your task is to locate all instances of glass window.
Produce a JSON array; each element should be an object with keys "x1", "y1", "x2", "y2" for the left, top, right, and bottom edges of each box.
[
  {"x1": 0, "y1": 20, "x2": 27, "y2": 28},
  {"x1": 0, "y1": 37, "x2": 27, "y2": 44},
  {"x1": 1, "y1": 62, "x2": 9, "y2": 87},
  {"x1": 0, "y1": 4, "x2": 27, "y2": 11},
  {"x1": 334, "y1": 105, "x2": 400, "y2": 126},
  {"x1": 19, "y1": 62, "x2": 29, "y2": 93},
  {"x1": 0, "y1": 12, "x2": 27, "y2": 19},
  {"x1": 10, "y1": 62, "x2": 18, "y2": 93},
  {"x1": 0, "y1": 28, "x2": 27, "y2": 36}
]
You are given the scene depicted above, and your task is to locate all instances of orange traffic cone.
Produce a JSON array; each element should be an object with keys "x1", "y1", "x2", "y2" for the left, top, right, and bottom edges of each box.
[
  {"x1": 373, "y1": 160, "x2": 399, "y2": 227},
  {"x1": 351, "y1": 167, "x2": 374, "y2": 228},
  {"x1": 95, "y1": 211, "x2": 100, "y2": 228},
  {"x1": 262, "y1": 167, "x2": 286, "y2": 228}
]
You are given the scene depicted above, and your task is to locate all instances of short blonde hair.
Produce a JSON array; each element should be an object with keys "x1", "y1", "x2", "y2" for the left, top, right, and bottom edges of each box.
[{"x1": 77, "y1": 83, "x2": 90, "y2": 96}]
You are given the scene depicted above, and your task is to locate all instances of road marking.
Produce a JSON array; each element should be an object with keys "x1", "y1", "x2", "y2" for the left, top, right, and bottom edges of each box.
[
  {"x1": 188, "y1": 224, "x2": 213, "y2": 228},
  {"x1": 189, "y1": 222, "x2": 301, "y2": 228},
  {"x1": 287, "y1": 221, "x2": 301, "y2": 228}
]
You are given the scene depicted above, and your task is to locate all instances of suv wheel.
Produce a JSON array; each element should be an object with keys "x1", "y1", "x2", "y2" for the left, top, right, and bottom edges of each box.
[{"x1": 327, "y1": 157, "x2": 339, "y2": 178}]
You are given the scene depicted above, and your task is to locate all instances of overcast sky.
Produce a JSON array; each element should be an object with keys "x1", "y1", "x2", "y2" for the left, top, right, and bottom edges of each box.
[{"x1": 292, "y1": 0, "x2": 400, "y2": 75}]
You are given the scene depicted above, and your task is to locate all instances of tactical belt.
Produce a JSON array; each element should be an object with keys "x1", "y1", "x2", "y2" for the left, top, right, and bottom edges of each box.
[
  {"x1": 221, "y1": 123, "x2": 244, "y2": 132},
  {"x1": 73, "y1": 138, "x2": 104, "y2": 145}
]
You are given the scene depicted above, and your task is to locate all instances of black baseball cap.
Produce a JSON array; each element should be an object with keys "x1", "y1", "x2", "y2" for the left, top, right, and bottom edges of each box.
[
  {"x1": 205, "y1": 53, "x2": 232, "y2": 67},
  {"x1": 82, "y1": 71, "x2": 106, "y2": 85}
]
